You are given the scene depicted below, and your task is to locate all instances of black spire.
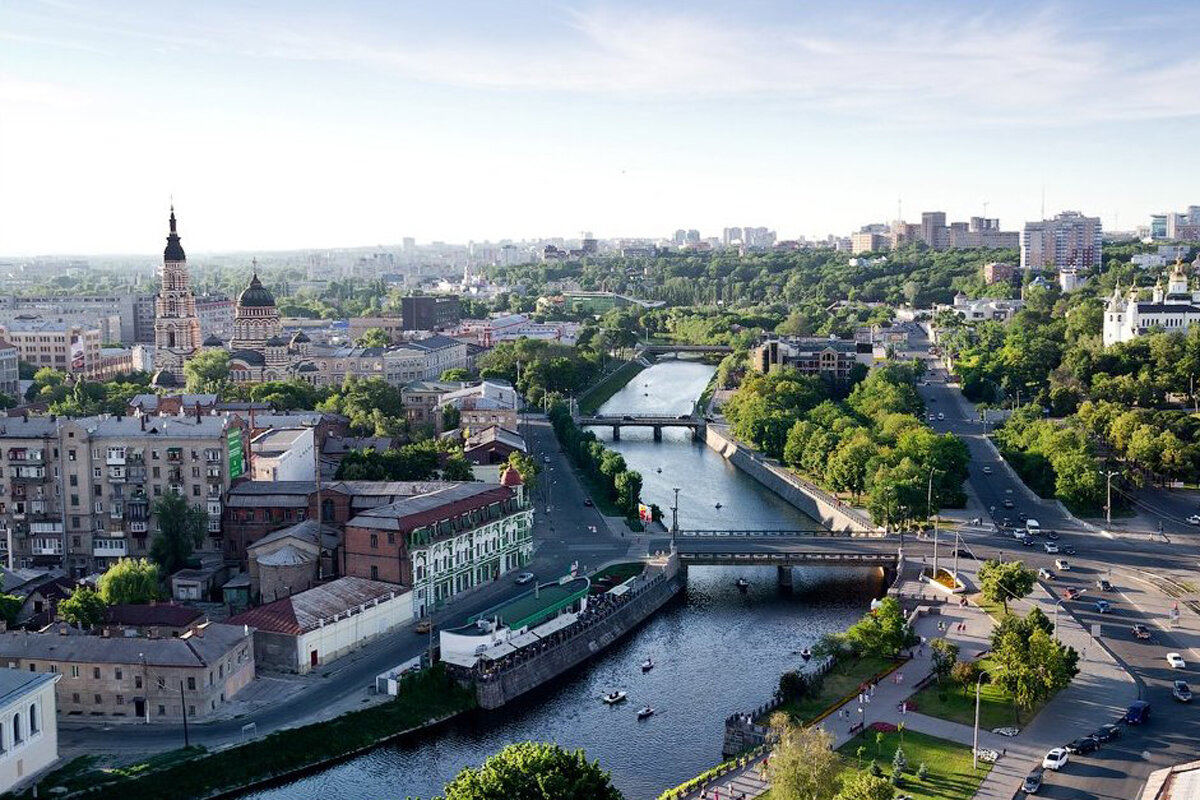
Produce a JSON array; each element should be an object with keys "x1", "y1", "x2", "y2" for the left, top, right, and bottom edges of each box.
[{"x1": 164, "y1": 205, "x2": 186, "y2": 262}]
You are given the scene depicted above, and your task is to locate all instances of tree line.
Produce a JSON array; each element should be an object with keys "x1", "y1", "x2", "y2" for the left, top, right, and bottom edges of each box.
[{"x1": 548, "y1": 404, "x2": 643, "y2": 518}]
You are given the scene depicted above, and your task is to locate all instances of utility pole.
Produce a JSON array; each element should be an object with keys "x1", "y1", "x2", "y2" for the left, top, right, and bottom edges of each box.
[
  {"x1": 928, "y1": 467, "x2": 940, "y2": 578},
  {"x1": 1102, "y1": 470, "x2": 1120, "y2": 526},
  {"x1": 179, "y1": 681, "x2": 190, "y2": 747},
  {"x1": 972, "y1": 672, "x2": 987, "y2": 770}
]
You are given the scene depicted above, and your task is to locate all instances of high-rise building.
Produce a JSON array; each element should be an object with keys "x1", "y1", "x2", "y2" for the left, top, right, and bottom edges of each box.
[
  {"x1": 1165, "y1": 206, "x2": 1200, "y2": 241},
  {"x1": 1150, "y1": 214, "x2": 1169, "y2": 240},
  {"x1": 920, "y1": 212, "x2": 948, "y2": 249},
  {"x1": 400, "y1": 296, "x2": 460, "y2": 331},
  {"x1": 152, "y1": 209, "x2": 202, "y2": 387},
  {"x1": 1021, "y1": 211, "x2": 1103, "y2": 270}
]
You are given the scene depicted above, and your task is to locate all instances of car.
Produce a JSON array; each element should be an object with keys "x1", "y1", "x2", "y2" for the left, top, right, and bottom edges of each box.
[
  {"x1": 1061, "y1": 544, "x2": 1076, "y2": 555},
  {"x1": 1044, "y1": 542, "x2": 1060, "y2": 554},
  {"x1": 982, "y1": 465, "x2": 993, "y2": 475},
  {"x1": 1097, "y1": 579, "x2": 1113, "y2": 592},
  {"x1": 1003, "y1": 517, "x2": 1013, "y2": 527},
  {"x1": 1018, "y1": 512, "x2": 1028, "y2": 522},
  {"x1": 1066, "y1": 736, "x2": 1099, "y2": 755},
  {"x1": 1125, "y1": 700, "x2": 1151, "y2": 724},
  {"x1": 1022, "y1": 534, "x2": 1035, "y2": 547},
  {"x1": 937, "y1": 412, "x2": 945, "y2": 421},
  {"x1": 583, "y1": 498, "x2": 594, "y2": 507},
  {"x1": 1038, "y1": 568, "x2": 1056, "y2": 580},
  {"x1": 621, "y1": 415, "x2": 634, "y2": 421},
  {"x1": 928, "y1": 413, "x2": 935, "y2": 421},
  {"x1": 414, "y1": 619, "x2": 433, "y2": 635},
  {"x1": 992, "y1": 726, "x2": 1021, "y2": 737},
  {"x1": 1132, "y1": 624, "x2": 1152, "y2": 640},
  {"x1": 1167, "y1": 652, "x2": 1187, "y2": 668},
  {"x1": 1065, "y1": 587, "x2": 1082, "y2": 600},
  {"x1": 1092, "y1": 723, "x2": 1121, "y2": 743},
  {"x1": 543, "y1": 455, "x2": 552, "y2": 463},
  {"x1": 1045, "y1": 530, "x2": 1060, "y2": 540},
  {"x1": 1013, "y1": 528, "x2": 1027, "y2": 541},
  {"x1": 1188, "y1": 514, "x2": 1200, "y2": 525},
  {"x1": 1022, "y1": 768, "x2": 1044, "y2": 794},
  {"x1": 1042, "y1": 748, "x2": 1070, "y2": 770},
  {"x1": 1003, "y1": 498, "x2": 1015, "y2": 508},
  {"x1": 1174, "y1": 680, "x2": 1193, "y2": 702},
  {"x1": 1094, "y1": 599, "x2": 1112, "y2": 614},
  {"x1": 1055, "y1": 559, "x2": 1071, "y2": 571},
  {"x1": 515, "y1": 572, "x2": 535, "y2": 585}
]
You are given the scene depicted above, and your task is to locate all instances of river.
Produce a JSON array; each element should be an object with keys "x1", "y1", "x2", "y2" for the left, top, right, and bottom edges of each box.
[{"x1": 238, "y1": 360, "x2": 882, "y2": 800}]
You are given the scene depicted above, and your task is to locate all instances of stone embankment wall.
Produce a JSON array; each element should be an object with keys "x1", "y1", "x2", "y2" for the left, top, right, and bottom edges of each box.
[
  {"x1": 704, "y1": 426, "x2": 877, "y2": 533},
  {"x1": 474, "y1": 557, "x2": 684, "y2": 710}
]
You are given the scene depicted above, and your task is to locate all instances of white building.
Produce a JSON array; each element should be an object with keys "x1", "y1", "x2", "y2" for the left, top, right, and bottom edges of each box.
[
  {"x1": 1104, "y1": 259, "x2": 1200, "y2": 346},
  {"x1": 250, "y1": 427, "x2": 315, "y2": 482},
  {"x1": 0, "y1": 669, "x2": 58, "y2": 793},
  {"x1": 1058, "y1": 268, "x2": 1089, "y2": 293},
  {"x1": 943, "y1": 293, "x2": 1025, "y2": 322}
]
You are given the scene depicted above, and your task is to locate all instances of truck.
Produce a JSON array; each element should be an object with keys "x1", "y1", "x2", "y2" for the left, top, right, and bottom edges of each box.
[{"x1": 1025, "y1": 518, "x2": 1041, "y2": 536}]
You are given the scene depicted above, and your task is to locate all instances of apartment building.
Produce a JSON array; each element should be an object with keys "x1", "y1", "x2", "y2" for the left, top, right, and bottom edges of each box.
[
  {"x1": 0, "y1": 321, "x2": 102, "y2": 378},
  {"x1": 347, "y1": 316, "x2": 405, "y2": 345},
  {"x1": 0, "y1": 294, "x2": 154, "y2": 344},
  {"x1": 195, "y1": 295, "x2": 235, "y2": 340},
  {"x1": 0, "y1": 622, "x2": 254, "y2": 721},
  {"x1": 0, "y1": 418, "x2": 66, "y2": 571},
  {"x1": 305, "y1": 337, "x2": 468, "y2": 389},
  {"x1": 750, "y1": 337, "x2": 870, "y2": 381},
  {"x1": 0, "y1": 339, "x2": 18, "y2": 399},
  {"x1": 1021, "y1": 211, "x2": 1103, "y2": 270}
]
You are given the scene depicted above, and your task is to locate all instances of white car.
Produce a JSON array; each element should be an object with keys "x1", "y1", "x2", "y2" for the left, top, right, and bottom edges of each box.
[
  {"x1": 515, "y1": 572, "x2": 535, "y2": 585},
  {"x1": 1055, "y1": 559, "x2": 1071, "y2": 571},
  {"x1": 1042, "y1": 748, "x2": 1070, "y2": 771},
  {"x1": 937, "y1": 412, "x2": 945, "y2": 421},
  {"x1": 1044, "y1": 542, "x2": 1060, "y2": 554},
  {"x1": 1168, "y1": 652, "x2": 1187, "y2": 669},
  {"x1": 1188, "y1": 515, "x2": 1200, "y2": 525},
  {"x1": 982, "y1": 465, "x2": 993, "y2": 475}
]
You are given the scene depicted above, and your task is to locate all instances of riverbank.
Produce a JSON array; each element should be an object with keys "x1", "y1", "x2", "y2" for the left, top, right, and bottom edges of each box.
[
  {"x1": 14, "y1": 667, "x2": 475, "y2": 800},
  {"x1": 578, "y1": 359, "x2": 646, "y2": 415}
]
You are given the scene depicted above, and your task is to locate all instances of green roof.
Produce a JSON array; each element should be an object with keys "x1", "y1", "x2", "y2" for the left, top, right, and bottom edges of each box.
[{"x1": 472, "y1": 577, "x2": 590, "y2": 630}]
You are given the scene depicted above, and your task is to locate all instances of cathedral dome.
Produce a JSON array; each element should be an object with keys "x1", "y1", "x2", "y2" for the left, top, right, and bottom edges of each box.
[
  {"x1": 265, "y1": 335, "x2": 289, "y2": 347},
  {"x1": 238, "y1": 273, "x2": 276, "y2": 308},
  {"x1": 290, "y1": 331, "x2": 311, "y2": 344}
]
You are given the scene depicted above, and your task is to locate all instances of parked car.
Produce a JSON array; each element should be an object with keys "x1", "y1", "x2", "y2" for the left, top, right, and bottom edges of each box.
[
  {"x1": 515, "y1": 571, "x2": 535, "y2": 585},
  {"x1": 1092, "y1": 723, "x2": 1121, "y2": 743},
  {"x1": 583, "y1": 498, "x2": 594, "y2": 506},
  {"x1": 1188, "y1": 514, "x2": 1200, "y2": 525},
  {"x1": 1095, "y1": 599, "x2": 1112, "y2": 614},
  {"x1": 1055, "y1": 559, "x2": 1071, "y2": 571},
  {"x1": 1044, "y1": 542, "x2": 1060, "y2": 554},
  {"x1": 1173, "y1": 680, "x2": 1193, "y2": 702},
  {"x1": 982, "y1": 465, "x2": 993, "y2": 475},
  {"x1": 1065, "y1": 736, "x2": 1099, "y2": 755},
  {"x1": 1131, "y1": 624, "x2": 1152, "y2": 640},
  {"x1": 1125, "y1": 700, "x2": 1151, "y2": 724},
  {"x1": 1097, "y1": 579, "x2": 1113, "y2": 591},
  {"x1": 1038, "y1": 568, "x2": 1056, "y2": 580},
  {"x1": 1042, "y1": 748, "x2": 1070, "y2": 770},
  {"x1": 928, "y1": 413, "x2": 936, "y2": 421},
  {"x1": 1167, "y1": 652, "x2": 1187, "y2": 669},
  {"x1": 1003, "y1": 498, "x2": 1015, "y2": 508},
  {"x1": 1022, "y1": 768, "x2": 1044, "y2": 794}
]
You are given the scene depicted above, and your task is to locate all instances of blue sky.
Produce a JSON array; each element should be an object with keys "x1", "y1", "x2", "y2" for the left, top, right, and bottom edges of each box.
[{"x1": 2, "y1": 0, "x2": 1199, "y2": 255}]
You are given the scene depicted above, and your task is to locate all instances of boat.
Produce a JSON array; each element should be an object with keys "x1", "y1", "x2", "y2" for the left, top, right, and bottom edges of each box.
[
  {"x1": 637, "y1": 706, "x2": 655, "y2": 719},
  {"x1": 656, "y1": 467, "x2": 662, "y2": 473},
  {"x1": 715, "y1": 502, "x2": 723, "y2": 509},
  {"x1": 641, "y1": 658, "x2": 654, "y2": 673},
  {"x1": 736, "y1": 577, "x2": 749, "y2": 591},
  {"x1": 603, "y1": 691, "x2": 627, "y2": 705},
  {"x1": 800, "y1": 648, "x2": 812, "y2": 662}
]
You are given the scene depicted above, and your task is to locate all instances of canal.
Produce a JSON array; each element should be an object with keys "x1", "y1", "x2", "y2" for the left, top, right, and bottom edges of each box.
[{"x1": 239, "y1": 361, "x2": 882, "y2": 800}]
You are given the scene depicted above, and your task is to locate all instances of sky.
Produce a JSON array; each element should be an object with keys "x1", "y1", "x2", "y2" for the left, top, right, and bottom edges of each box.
[{"x1": 2, "y1": 0, "x2": 1200, "y2": 256}]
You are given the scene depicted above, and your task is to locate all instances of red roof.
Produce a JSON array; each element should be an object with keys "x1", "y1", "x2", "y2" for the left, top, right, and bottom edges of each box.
[
  {"x1": 228, "y1": 577, "x2": 404, "y2": 636},
  {"x1": 105, "y1": 603, "x2": 204, "y2": 628},
  {"x1": 500, "y1": 466, "x2": 524, "y2": 486}
]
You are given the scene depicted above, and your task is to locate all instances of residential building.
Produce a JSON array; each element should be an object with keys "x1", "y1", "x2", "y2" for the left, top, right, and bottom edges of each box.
[
  {"x1": 750, "y1": 337, "x2": 870, "y2": 381},
  {"x1": 944, "y1": 293, "x2": 1025, "y2": 322},
  {"x1": 195, "y1": 295, "x2": 235, "y2": 340},
  {"x1": 0, "y1": 622, "x2": 254, "y2": 721},
  {"x1": 347, "y1": 316, "x2": 405, "y2": 345},
  {"x1": 228, "y1": 577, "x2": 411, "y2": 674},
  {"x1": 401, "y1": 296, "x2": 460, "y2": 331},
  {"x1": 0, "y1": 339, "x2": 18, "y2": 399},
  {"x1": 1021, "y1": 211, "x2": 1103, "y2": 270},
  {"x1": 462, "y1": 426, "x2": 526, "y2": 465},
  {"x1": 0, "y1": 320, "x2": 102, "y2": 378},
  {"x1": 250, "y1": 427, "x2": 315, "y2": 483},
  {"x1": 0, "y1": 668, "x2": 59, "y2": 792},
  {"x1": 152, "y1": 208, "x2": 203, "y2": 388},
  {"x1": 438, "y1": 380, "x2": 520, "y2": 432},
  {"x1": 404, "y1": 335, "x2": 468, "y2": 379},
  {"x1": 1059, "y1": 267, "x2": 1089, "y2": 293},
  {"x1": 343, "y1": 476, "x2": 532, "y2": 616},
  {"x1": 302, "y1": 336, "x2": 466, "y2": 389},
  {"x1": 127, "y1": 394, "x2": 218, "y2": 417},
  {"x1": 0, "y1": 418, "x2": 65, "y2": 571},
  {"x1": 983, "y1": 262, "x2": 1016, "y2": 285},
  {"x1": 1104, "y1": 257, "x2": 1200, "y2": 346},
  {"x1": 0, "y1": 294, "x2": 154, "y2": 344},
  {"x1": 401, "y1": 381, "x2": 465, "y2": 427},
  {"x1": 920, "y1": 211, "x2": 949, "y2": 249},
  {"x1": 1165, "y1": 206, "x2": 1200, "y2": 241},
  {"x1": 850, "y1": 232, "x2": 889, "y2": 254}
]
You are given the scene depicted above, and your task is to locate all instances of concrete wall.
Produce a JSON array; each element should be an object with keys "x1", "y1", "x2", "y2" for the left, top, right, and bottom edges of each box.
[
  {"x1": 475, "y1": 560, "x2": 683, "y2": 709},
  {"x1": 704, "y1": 426, "x2": 877, "y2": 533}
]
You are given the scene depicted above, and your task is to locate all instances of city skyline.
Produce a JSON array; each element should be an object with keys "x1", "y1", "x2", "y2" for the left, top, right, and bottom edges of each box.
[{"x1": 4, "y1": 1, "x2": 1200, "y2": 255}]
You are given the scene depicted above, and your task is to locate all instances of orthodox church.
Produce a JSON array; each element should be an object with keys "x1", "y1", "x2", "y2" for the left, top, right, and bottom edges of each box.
[
  {"x1": 152, "y1": 208, "x2": 203, "y2": 387},
  {"x1": 1104, "y1": 256, "x2": 1200, "y2": 346}
]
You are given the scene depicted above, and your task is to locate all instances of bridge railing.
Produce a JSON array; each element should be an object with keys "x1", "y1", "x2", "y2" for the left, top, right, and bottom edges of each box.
[
  {"x1": 678, "y1": 552, "x2": 897, "y2": 563},
  {"x1": 675, "y1": 529, "x2": 888, "y2": 539}
]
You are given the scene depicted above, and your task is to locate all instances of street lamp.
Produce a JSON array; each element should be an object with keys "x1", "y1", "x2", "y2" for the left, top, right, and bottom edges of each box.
[
  {"x1": 972, "y1": 669, "x2": 991, "y2": 770},
  {"x1": 1052, "y1": 598, "x2": 1069, "y2": 641},
  {"x1": 1100, "y1": 470, "x2": 1120, "y2": 526},
  {"x1": 927, "y1": 467, "x2": 943, "y2": 578}
]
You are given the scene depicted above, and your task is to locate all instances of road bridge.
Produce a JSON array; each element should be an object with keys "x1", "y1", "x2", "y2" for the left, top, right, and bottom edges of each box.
[
  {"x1": 673, "y1": 532, "x2": 900, "y2": 587},
  {"x1": 577, "y1": 413, "x2": 705, "y2": 441},
  {"x1": 639, "y1": 344, "x2": 734, "y2": 357}
]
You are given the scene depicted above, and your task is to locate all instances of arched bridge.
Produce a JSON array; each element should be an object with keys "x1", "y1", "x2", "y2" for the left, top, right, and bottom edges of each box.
[{"x1": 577, "y1": 414, "x2": 705, "y2": 441}]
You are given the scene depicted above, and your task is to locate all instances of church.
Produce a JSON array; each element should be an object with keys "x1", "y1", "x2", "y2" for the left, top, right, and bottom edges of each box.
[{"x1": 1104, "y1": 257, "x2": 1200, "y2": 346}]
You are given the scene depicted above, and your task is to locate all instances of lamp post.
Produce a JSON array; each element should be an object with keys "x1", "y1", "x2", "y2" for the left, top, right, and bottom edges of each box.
[
  {"x1": 928, "y1": 467, "x2": 942, "y2": 578},
  {"x1": 670, "y1": 487, "x2": 680, "y2": 552},
  {"x1": 972, "y1": 670, "x2": 990, "y2": 770},
  {"x1": 1053, "y1": 599, "x2": 1067, "y2": 641},
  {"x1": 1100, "y1": 470, "x2": 1120, "y2": 526}
]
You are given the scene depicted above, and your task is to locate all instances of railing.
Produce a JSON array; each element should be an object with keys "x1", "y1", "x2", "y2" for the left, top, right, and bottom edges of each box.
[{"x1": 676, "y1": 529, "x2": 885, "y2": 539}]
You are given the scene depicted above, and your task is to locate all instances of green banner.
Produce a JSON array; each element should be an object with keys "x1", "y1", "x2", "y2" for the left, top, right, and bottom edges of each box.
[{"x1": 228, "y1": 428, "x2": 244, "y2": 479}]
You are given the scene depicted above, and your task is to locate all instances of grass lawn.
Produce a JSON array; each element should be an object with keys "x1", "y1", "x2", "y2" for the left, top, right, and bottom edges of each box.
[
  {"x1": 838, "y1": 729, "x2": 991, "y2": 800},
  {"x1": 578, "y1": 360, "x2": 646, "y2": 415},
  {"x1": 773, "y1": 655, "x2": 897, "y2": 724},
  {"x1": 908, "y1": 656, "x2": 1044, "y2": 730}
]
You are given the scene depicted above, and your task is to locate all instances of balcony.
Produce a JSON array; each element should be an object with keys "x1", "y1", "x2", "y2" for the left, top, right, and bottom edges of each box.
[
  {"x1": 166, "y1": 449, "x2": 183, "y2": 464},
  {"x1": 7, "y1": 449, "x2": 44, "y2": 464},
  {"x1": 206, "y1": 466, "x2": 222, "y2": 480},
  {"x1": 110, "y1": 507, "x2": 124, "y2": 520},
  {"x1": 105, "y1": 450, "x2": 126, "y2": 466},
  {"x1": 31, "y1": 543, "x2": 62, "y2": 557},
  {"x1": 129, "y1": 521, "x2": 149, "y2": 534},
  {"x1": 168, "y1": 484, "x2": 184, "y2": 496},
  {"x1": 207, "y1": 518, "x2": 222, "y2": 534},
  {"x1": 29, "y1": 500, "x2": 47, "y2": 516},
  {"x1": 108, "y1": 466, "x2": 127, "y2": 483},
  {"x1": 93, "y1": 538, "x2": 128, "y2": 558},
  {"x1": 206, "y1": 500, "x2": 222, "y2": 517},
  {"x1": 30, "y1": 520, "x2": 64, "y2": 535},
  {"x1": 10, "y1": 467, "x2": 46, "y2": 482}
]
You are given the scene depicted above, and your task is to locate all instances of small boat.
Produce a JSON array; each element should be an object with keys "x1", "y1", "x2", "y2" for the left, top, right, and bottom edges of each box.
[
  {"x1": 715, "y1": 502, "x2": 723, "y2": 509},
  {"x1": 603, "y1": 691, "x2": 627, "y2": 705},
  {"x1": 637, "y1": 706, "x2": 655, "y2": 719},
  {"x1": 656, "y1": 467, "x2": 662, "y2": 473},
  {"x1": 641, "y1": 658, "x2": 654, "y2": 673},
  {"x1": 800, "y1": 648, "x2": 812, "y2": 662},
  {"x1": 735, "y1": 577, "x2": 749, "y2": 591}
]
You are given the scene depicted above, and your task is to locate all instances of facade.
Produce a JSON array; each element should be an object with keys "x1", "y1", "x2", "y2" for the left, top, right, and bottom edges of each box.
[
  {"x1": 401, "y1": 295, "x2": 460, "y2": 331},
  {"x1": 228, "y1": 577, "x2": 411, "y2": 674},
  {"x1": 348, "y1": 316, "x2": 405, "y2": 345},
  {"x1": 152, "y1": 208, "x2": 203, "y2": 387},
  {"x1": 1021, "y1": 211, "x2": 1103, "y2": 270},
  {"x1": 1104, "y1": 259, "x2": 1200, "y2": 346},
  {"x1": 245, "y1": 519, "x2": 339, "y2": 603},
  {"x1": 343, "y1": 479, "x2": 532, "y2": 616},
  {"x1": 0, "y1": 339, "x2": 18, "y2": 399},
  {"x1": 438, "y1": 380, "x2": 520, "y2": 432},
  {"x1": 250, "y1": 427, "x2": 315, "y2": 482},
  {"x1": 0, "y1": 418, "x2": 66, "y2": 571},
  {"x1": 0, "y1": 622, "x2": 254, "y2": 721},
  {"x1": 945, "y1": 293, "x2": 1025, "y2": 322},
  {"x1": 462, "y1": 426, "x2": 526, "y2": 465},
  {"x1": 0, "y1": 320, "x2": 102, "y2": 378},
  {"x1": 982, "y1": 262, "x2": 1016, "y2": 285},
  {"x1": 850, "y1": 232, "x2": 889, "y2": 254},
  {"x1": 0, "y1": 294, "x2": 154, "y2": 344},
  {"x1": 195, "y1": 295, "x2": 235, "y2": 340},
  {"x1": 401, "y1": 380, "x2": 466, "y2": 427},
  {"x1": 302, "y1": 337, "x2": 467, "y2": 389},
  {"x1": 750, "y1": 337, "x2": 869, "y2": 381},
  {"x1": 0, "y1": 669, "x2": 59, "y2": 792}
]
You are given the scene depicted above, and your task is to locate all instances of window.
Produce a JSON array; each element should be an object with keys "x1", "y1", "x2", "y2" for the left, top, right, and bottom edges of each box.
[
  {"x1": 93, "y1": 467, "x2": 102, "y2": 479},
  {"x1": 72, "y1": 693, "x2": 80, "y2": 704},
  {"x1": 152, "y1": 467, "x2": 160, "y2": 478},
  {"x1": 93, "y1": 667, "x2": 100, "y2": 679},
  {"x1": 387, "y1": 532, "x2": 395, "y2": 545},
  {"x1": 69, "y1": 474, "x2": 78, "y2": 487},
  {"x1": 369, "y1": 534, "x2": 378, "y2": 549},
  {"x1": 371, "y1": 565, "x2": 379, "y2": 580},
  {"x1": 29, "y1": 703, "x2": 37, "y2": 733},
  {"x1": 116, "y1": 695, "x2": 124, "y2": 705},
  {"x1": 187, "y1": 677, "x2": 196, "y2": 691},
  {"x1": 188, "y1": 705, "x2": 196, "y2": 716},
  {"x1": 12, "y1": 714, "x2": 21, "y2": 743},
  {"x1": 157, "y1": 677, "x2": 166, "y2": 690},
  {"x1": 71, "y1": 665, "x2": 79, "y2": 678},
  {"x1": 135, "y1": 676, "x2": 143, "y2": 689},
  {"x1": 193, "y1": 485, "x2": 200, "y2": 497},
  {"x1": 93, "y1": 694, "x2": 101, "y2": 705},
  {"x1": 70, "y1": 494, "x2": 79, "y2": 507},
  {"x1": 68, "y1": 450, "x2": 76, "y2": 461},
  {"x1": 114, "y1": 668, "x2": 122, "y2": 680},
  {"x1": 158, "y1": 705, "x2": 165, "y2": 717}
]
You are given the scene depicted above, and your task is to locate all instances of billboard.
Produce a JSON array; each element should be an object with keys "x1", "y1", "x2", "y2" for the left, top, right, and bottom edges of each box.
[
  {"x1": 228, "y1": 428, "x2": 244, "y2": 479},
  {"x1": 69, "y1": 333, "x2": 85, "y2": 373}
]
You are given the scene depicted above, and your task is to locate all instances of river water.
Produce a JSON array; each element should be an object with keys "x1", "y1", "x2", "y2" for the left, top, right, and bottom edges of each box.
[{"x1": 239, "y1": 360, "x2": 881, "y2": 800}]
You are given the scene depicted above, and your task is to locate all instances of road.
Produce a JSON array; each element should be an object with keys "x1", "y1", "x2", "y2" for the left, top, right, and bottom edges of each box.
[
  {"x1": 904, "y1": 327, "x2": 1200, "y2": 799},
  {"x1": 59, "y1": 415, "x2": 634, "y2": 756}
]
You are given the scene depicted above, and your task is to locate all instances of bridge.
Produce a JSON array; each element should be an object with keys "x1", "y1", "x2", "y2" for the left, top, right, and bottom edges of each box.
[
  {"x1": 672, "y1": 530, "x2": 900, "y2": 587},
  {"x1": 639, "y1": 344, "x2": 734, "y2": 356},
  {"x1": 576, "y1": 414, "x2": 706, "y2": 441}
]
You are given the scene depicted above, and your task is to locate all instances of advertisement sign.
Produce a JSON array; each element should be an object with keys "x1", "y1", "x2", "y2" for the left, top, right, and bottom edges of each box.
[
  {"x1": 638, "y1": 503, "x2": 653, "y2": 523},
  {"x1": 69, "y1": 333, "x2": 85, "y2": 373},
  {"x1": 227, "y1": 428, "x2": 244, "y2": 479}
]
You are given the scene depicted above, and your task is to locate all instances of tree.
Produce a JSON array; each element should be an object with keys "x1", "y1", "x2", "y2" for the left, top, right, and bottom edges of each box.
[
  {"x1": 977, "y1": 559, "x2": 1035, "y2": 613},
  {"x1": 891, "y1": 746, "x2": 907, "y2": 774},
  {"x1": 183, "y1": 349, "x2": 231, "y2": 394},
  {"x1": 841, "y1": 597, "x2": 914, "y2": 658},
  {"x1": 0, "y1": 578, "x2": 21, "y2": 628},
  {"x1": 249, "y1": 380, "x2": 323, "y2": 411},
  {"x1": 356, "y1": 327, "x2": 391, "y2": 348},
  {"x1": 929, "y1": 638, "x2": 959, "y2": 684},
  {"x1": 442, "y1": 454, "x2": 475, "y2": 481},
  {"x1": 504, "y1": 451, "x2": 539, "y2": 490},
  {"x1": 438, "y1": 742, "x2": 622, "y2": 800},
  {"x1": 834, "y1": 771, "x2": 895, "y2": 800},
  {"x1": 990, "y1": 609, "x2": 1079, "y2": 719},
  {"x1": 767, "y1": 711, "x2": 842, "y2": 800},
  {"x1": 97, "y1": 558, "x2": 160, "y2": 605},
  {"x1": 440, "y1": 368, "x2": 472, "y2": 382},
  {"x1": 58, "y1": 586, "x2": 108, "y2": 629},
  {"x1": 951, "y1": 660, "x2": 981, "y2": 697},
  {"x1": 149, "y1": 493, "x2": 208, "y2": 575}
]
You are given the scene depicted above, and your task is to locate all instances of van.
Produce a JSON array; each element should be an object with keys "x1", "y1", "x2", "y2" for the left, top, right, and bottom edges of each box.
[
  {"x1": 1026, "y1": 519, "x2": 1041, "y2": 535},
  {"x1": 1125, "y1": 700, "x2": 1151, "y2": 725}
]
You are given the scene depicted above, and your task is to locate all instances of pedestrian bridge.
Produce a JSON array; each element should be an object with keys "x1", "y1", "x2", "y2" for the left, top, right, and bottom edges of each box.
[{"x1": 577, "y1": 414, "x2": 705, "y2": 441}]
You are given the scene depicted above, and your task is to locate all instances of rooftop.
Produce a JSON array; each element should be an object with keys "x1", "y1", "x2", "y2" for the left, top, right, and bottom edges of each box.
[
  {"x1": 0, "y1": 622, "x2": 250, "y2": 668},
  {"x1": 347, "y1": 483, "x2": 515, "y2": 532},
  {"x1": 227, "y1": 577, "x2": 406, "y2": 635},
  {"x1": 68, "y1": 414, "x2": 232, "y2": 439},
  {"x1": 471, "y1": 577, "x2": 590, "y2": 631},
  {"x1": 0, "y1": 668, "x2": 57, "y2": 709},
  {"x1": 465, "y1": 426, "x2": 526, "y2": 452},
  {"x1": 105, "y1": 603, "x2": 204, "y2": 628},
  {"x1": 249, "y1": 519, "x2": 339, "y2": 553}
]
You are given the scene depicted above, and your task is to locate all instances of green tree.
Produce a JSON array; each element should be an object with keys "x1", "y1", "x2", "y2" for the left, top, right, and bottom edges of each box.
[
  {"x1": 438, "y1": 742, "x2": 622, "y2": 800},
  {"x1": 183, "y1": 349, "x2": 231, "y2": 394},
  {"x1": 834, "y1": 770, "x2": 895, "y2": 800},
  {"x1": 504, "y1": 451, "x2": 539, "y2": 490},
  {"x1": 356, "y1": 327, "x2": 392, "y2": 348},
  {"x1": 891, "y1": 746, "x2": 907, "y2": 774},
  {"x1": 0, "y1": 576, "x2": 21, "y2": 627},
  {"x1": 249, "y1": 380, "x2": 322, "y2": 411},
  {"x1": 97, "y1": 558, "x2": 160, "y2": 605},
  {"x1": 767, "y1": 711, "x2": 842, "y2": 800},
  {"x1": 977, "y1": 559, "x2": 1035, "y2": 613},
  {"x1": 951, "y1": 659, "x2": 981, "y2": 697},
  {"x1": 929, "y1": 638, "x2": 959, "y2": 684},
  {"x1": 442, "y1": 454, "x2": 475, "y2": 481},
  {"x1": 440, "y1": 368, "x2": 472, "y2": 382},
  {"x1": 841, "y1": 596, "x2": 914, "y2": 658},
  {"x1": 58, "y1": 586, "x2": 108, "y2": 629},
  {"x1": 149, "y1": 493, "x2": 208, "y2": 575},
  {"x1": 613, "y1": 470, "x2": 643, "y2": 516}
]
